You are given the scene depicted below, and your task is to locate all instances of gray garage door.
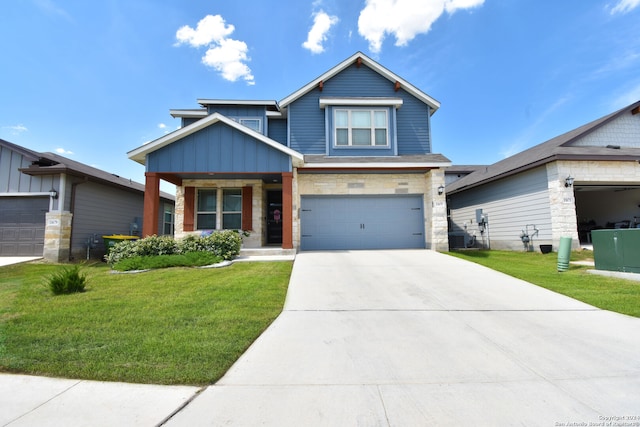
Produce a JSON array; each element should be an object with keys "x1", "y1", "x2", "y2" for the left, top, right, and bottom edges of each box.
[
  {"x1": 300, "y1": 195, "x2": 425, "y2": 250},
  {"x1": 0, "y1": 197, "x2": 47, "y2": 256}
]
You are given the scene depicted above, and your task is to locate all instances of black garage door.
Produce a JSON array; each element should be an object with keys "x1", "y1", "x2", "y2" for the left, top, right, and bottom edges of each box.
[
  {"x1": 0, "y1": 197, "x2": 47, "y2": 256},
  {"x1": 300, "y1": 195, "x2": 425, "y2": 250}
]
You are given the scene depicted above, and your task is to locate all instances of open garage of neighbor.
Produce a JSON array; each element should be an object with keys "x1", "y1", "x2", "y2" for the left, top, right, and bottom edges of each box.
[{"x1": 300, "y1": 194, "x2": 426, "y2": 250}]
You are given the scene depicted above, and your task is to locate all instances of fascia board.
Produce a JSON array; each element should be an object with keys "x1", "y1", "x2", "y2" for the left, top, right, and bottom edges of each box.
[{"x1": 303, "y1": 161, "x2": 452, "y2": 169}]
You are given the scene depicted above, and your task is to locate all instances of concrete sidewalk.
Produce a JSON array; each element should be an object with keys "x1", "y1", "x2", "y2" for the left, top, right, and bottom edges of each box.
[
  {"x1": 168, "y1": 250, "x2": 640, "y2": 426},
  {"x1": 2, "y1": 250, "x2": 639, "y2": 426}
]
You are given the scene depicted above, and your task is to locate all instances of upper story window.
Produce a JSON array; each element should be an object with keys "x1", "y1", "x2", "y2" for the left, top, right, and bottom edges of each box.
[
  {"x1": 231, "y1": 117, "x2": 262, "y2": 133},
  {"x1": 335, "y1": 109, "x2": 388, "y2": 147}
]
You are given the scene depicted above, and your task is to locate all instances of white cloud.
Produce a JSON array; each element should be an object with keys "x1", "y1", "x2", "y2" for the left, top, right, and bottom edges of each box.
[
  {"x1": 358, "y1": 0, "x2": 484, "y2": 53},
  {"x1": 175, "y1": 15, "x2": 254, "y2": 85},
  {"x1": 158, "y1": 123, "x2": 166, "y2": 129},
  {"x1": 55, "y1": 147, "x2": 73, "y2": 155},
  {"x1": 610, "y1": 0, "x2": 640, "y2": 14},
  {"x1": 34, "y1": 0, "x2": 73, "y2": 22},
  {"x1": 175, "y1": 14, "x2": 234, "y2": 47},
  {"x1": 2, "y1": 124, "x2": 28, "y2": 135},
  {"x1": 302, "y1": 10, "x2": 339, "y2": 54},
  {"x1": 202, "y1": 38, "x2": 255, "y2": 84}
]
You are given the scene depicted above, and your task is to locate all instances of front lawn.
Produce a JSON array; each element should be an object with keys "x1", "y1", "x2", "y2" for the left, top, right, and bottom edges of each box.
[
  {"x1": 448, "y1": 250, "x2": 640, "y2": 317},
  {"x1": 0, "y1": 261, "x2": 292, "y2": 385}
]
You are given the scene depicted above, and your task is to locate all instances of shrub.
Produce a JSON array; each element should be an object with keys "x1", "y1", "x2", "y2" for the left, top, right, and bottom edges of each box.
[
  {"x1": 105, "y1": 231, "x2": 243, "y2": 266},
  {"x1": 48, "y1": 265, "x2": 87, "y2": 295},
  {"x1": 113, "y1": 252, "x2": 222, "y2": 271}
]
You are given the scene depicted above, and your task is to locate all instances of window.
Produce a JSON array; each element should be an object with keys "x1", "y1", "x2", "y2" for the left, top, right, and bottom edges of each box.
[
  {"x1": 222, "y1": 189, "x2": 242, "y2": 229},
  {"x1": 196, "y1": 188, "x2": 243, "y2": 230},
  {"x1": 163, "y1": 204, "x2": 174, "y2": 235},
  {"x1": 231, "y1": 117, "x2": 262, "y2": 132},
  {"x1": 335, "y1": 109, "x2": 388, "y2": 147},
  {"x1": 197, "y1": 189, "x2": 217, "y2": 230}
]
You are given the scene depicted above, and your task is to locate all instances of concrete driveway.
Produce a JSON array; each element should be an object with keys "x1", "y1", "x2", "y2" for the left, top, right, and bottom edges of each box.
[{"x1": 167, "y1": 250, "x2": 640, "y2": 426}]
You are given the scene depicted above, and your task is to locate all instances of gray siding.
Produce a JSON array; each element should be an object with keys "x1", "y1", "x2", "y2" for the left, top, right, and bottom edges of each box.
[
  {"x1": 0, "y1": 145, "x2": 56, "y2": 193},
  {"x1": 448, "y1": 167, "x2": 553, "y2": 250},
  {"x1": 288, "y1": 63, "x2": 431, "y2": 155},
  {"x1": 70, "y1": 181, "x2": 144, "y2": 259},
  {"x1": 147, "y1": 122, "x2": 291, "y2": 173}
]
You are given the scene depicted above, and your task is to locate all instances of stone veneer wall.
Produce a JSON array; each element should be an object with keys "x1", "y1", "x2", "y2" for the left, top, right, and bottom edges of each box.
[
  {"x1": 546, "y1": 159, "x2": 640, "y2": 248},
  {"x1": 174, "y1": 179, "x2": 264, "y2": 248},
  {"x1": 43, "y1": 211, "x2": 73, "y2": 262},
  {"x1": 295, "y1": 170, "x2": 449, "y2": 251}
]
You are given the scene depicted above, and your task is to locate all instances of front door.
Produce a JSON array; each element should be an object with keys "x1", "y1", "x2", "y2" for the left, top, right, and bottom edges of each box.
[{"x1": 266, "y1": 190, "x2": 282, "y2": 244}]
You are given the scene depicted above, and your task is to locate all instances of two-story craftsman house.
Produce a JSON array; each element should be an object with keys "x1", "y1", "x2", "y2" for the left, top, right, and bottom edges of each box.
[{"x1": 128, "y1": 52, "x2": 451, "y2": 251}]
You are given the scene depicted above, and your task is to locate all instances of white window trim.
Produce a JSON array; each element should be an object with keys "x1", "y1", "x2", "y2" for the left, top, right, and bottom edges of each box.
[
  {"x1": 230, "y1": 117, "x2": 262, "y2": 133},
  {"x1": 334, "y1": 108, "x2": 389, "y2": 148},
  {"x1": 319, "y1": 97, "x2": 403, "y2": 109}
]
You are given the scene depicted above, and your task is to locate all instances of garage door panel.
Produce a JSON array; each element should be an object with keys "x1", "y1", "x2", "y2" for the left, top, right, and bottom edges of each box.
[
  {"x1": 0, "y1": 197, "x2": 47, "y2": 256},
  {"x1": 300, "y1": 195, "x2": 425, "y2": 251}
]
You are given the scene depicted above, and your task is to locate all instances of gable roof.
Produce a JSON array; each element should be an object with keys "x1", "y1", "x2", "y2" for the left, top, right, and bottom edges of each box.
[
  {"x1": 447, "y1": 100, "x2": 640, "y2": 194},
  {"x1": 279, "y1": 52, "x2": 441, "y2": 114},
  {"x1": 3, "y1": 141, "x2": 174, "y2": 200},
  {"x1": 127, "y1": 112, "x2": 304, "y2": 166}
]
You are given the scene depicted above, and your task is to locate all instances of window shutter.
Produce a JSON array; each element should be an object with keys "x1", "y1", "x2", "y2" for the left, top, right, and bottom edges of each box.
[
  {"x1": 184, "y1": 187, "x2": 195, "y2": 231},
  {"x1": 242, "y1": 186, "x2": 253, "y2": 231}
]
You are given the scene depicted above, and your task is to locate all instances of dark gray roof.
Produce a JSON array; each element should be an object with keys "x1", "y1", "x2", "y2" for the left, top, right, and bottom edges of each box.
[
  {"x1": 445, "y1": 165, "x2": 485, "y2": 174},
  {"x1": 447, "y1": 100, "x2": 640, "y2": 194},
  {"x1": 15, "y1": 148, "x2": 174, "y2": 201}
]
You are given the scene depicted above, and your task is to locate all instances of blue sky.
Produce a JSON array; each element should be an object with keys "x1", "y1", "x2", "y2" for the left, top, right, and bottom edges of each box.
[{"x1": 1, "y1": 0, "x2": 639, "y2": 194}]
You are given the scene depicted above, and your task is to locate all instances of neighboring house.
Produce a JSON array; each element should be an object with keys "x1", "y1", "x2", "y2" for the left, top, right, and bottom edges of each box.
[
  {"x1": 128, "y1": 52, "x2": 451, "y2": 251},
  {"x1": 0, "y1": 139, "x2": 175, "y2": 261},
  {"x1": 446, "y1": 100, "x2": 640, "y2": 251}
]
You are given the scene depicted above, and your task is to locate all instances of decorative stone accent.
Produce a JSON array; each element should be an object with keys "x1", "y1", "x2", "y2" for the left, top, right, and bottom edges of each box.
[{"x1": 43, "y1": 211, "x2": 73, "y2": 262}]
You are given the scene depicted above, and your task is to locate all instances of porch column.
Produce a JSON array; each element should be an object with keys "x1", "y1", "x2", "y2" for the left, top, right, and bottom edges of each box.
[
  {"x1": 282, "y1": 172, "x2": 293, "y2": 249},
  {"x1": 143, "y1": 172, "x2": 160, "y2": 237}
]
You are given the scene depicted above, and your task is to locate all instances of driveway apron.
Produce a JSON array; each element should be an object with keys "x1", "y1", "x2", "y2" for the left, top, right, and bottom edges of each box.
[{"x1": 167, "y1": 250, "x2": 640, "y2": 426}]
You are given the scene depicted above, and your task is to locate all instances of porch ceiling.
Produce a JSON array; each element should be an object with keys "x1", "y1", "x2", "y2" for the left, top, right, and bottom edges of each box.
[{"x1": 157, "y1": 172, "x2": 284, "y2": 184}]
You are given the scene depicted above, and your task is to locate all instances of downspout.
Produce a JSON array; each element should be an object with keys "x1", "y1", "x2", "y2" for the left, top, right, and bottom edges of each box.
[{"x1": 58, "y1": 173, "x2": 67, "y2": 212}]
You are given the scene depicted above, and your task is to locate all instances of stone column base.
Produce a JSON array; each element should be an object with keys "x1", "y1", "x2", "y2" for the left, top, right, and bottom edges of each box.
[{"x1": 43, "y1": 212, "x2": 73, "y2": 263}]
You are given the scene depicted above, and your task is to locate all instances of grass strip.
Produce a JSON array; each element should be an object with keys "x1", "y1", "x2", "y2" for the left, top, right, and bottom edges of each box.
[{"x1": 448, "y1": 250, "x2": 640, "y2": 318}]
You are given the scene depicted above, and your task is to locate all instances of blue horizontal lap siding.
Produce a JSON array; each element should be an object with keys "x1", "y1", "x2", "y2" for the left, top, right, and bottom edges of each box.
[
  {"x1": 147, "y1": 122, "x2": 290, "y2": 173},
  {"x1": 207, "y1": 106, "x2": 267, "y2": 135},
  {"x1": 267, "y1": 119, "x2": 288, "y2": 146},
  {"x1": 288, "y1": 63, "x2": 432, "y2": 156}
]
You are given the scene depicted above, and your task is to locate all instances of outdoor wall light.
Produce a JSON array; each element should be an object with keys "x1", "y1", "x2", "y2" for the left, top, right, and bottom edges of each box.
[
  {"x1": 438, "y1": 184, "x2": 445, "y2": 195},
  {"x1": 564, "y1": 176, "x2": 574, "y2": 188},
  {"x1": 49, "y1": 188, "x2": 58, "y2": 199}
]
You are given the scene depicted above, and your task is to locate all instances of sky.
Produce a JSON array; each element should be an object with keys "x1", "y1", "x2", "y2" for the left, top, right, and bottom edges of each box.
[{"x1": 1, "y1": 0, "x2": 639, "y2": 195}]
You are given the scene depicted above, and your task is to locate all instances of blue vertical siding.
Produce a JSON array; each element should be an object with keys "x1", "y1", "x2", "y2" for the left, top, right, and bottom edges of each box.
[
  {"x1": 147, "y1": 121, "x2": 291, "y2": 173},
  {"x1": 288, "y1": 63, "x2": 432, "y2": 156}
]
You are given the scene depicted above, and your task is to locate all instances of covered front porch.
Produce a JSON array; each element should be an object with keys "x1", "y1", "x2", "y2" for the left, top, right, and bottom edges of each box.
[{"x1": 142, "y1": 171, "x2": 295, "y2": 250}]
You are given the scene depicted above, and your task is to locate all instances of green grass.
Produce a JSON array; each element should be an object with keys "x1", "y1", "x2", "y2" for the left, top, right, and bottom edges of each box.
[
  {"x1": 0, "y1": 261, "x2": 292, "y2": 385},
  {"x1": 448, "y1": 250, "x2": 640, "y2": 317}
]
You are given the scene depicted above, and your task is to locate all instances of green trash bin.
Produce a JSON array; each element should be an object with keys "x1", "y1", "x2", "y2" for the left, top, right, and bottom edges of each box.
[
  {"x1": 557, "y1": 236, "x2": 572, "y2": 272},
  {"x1": 103, "y1": 235, "x2": 139, "y2": 254}
]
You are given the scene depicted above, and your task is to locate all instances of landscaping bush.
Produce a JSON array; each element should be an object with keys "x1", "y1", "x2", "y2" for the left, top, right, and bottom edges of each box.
[
  {"x1": 48, "y1": 264, "x2": 87, "y2": 295},
  {"x1": 113, "y1": 252, "x2": 222, "y2": 271},
  {"x1": 105, "y1": 231, "x2": 243, "y2": 266}
]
